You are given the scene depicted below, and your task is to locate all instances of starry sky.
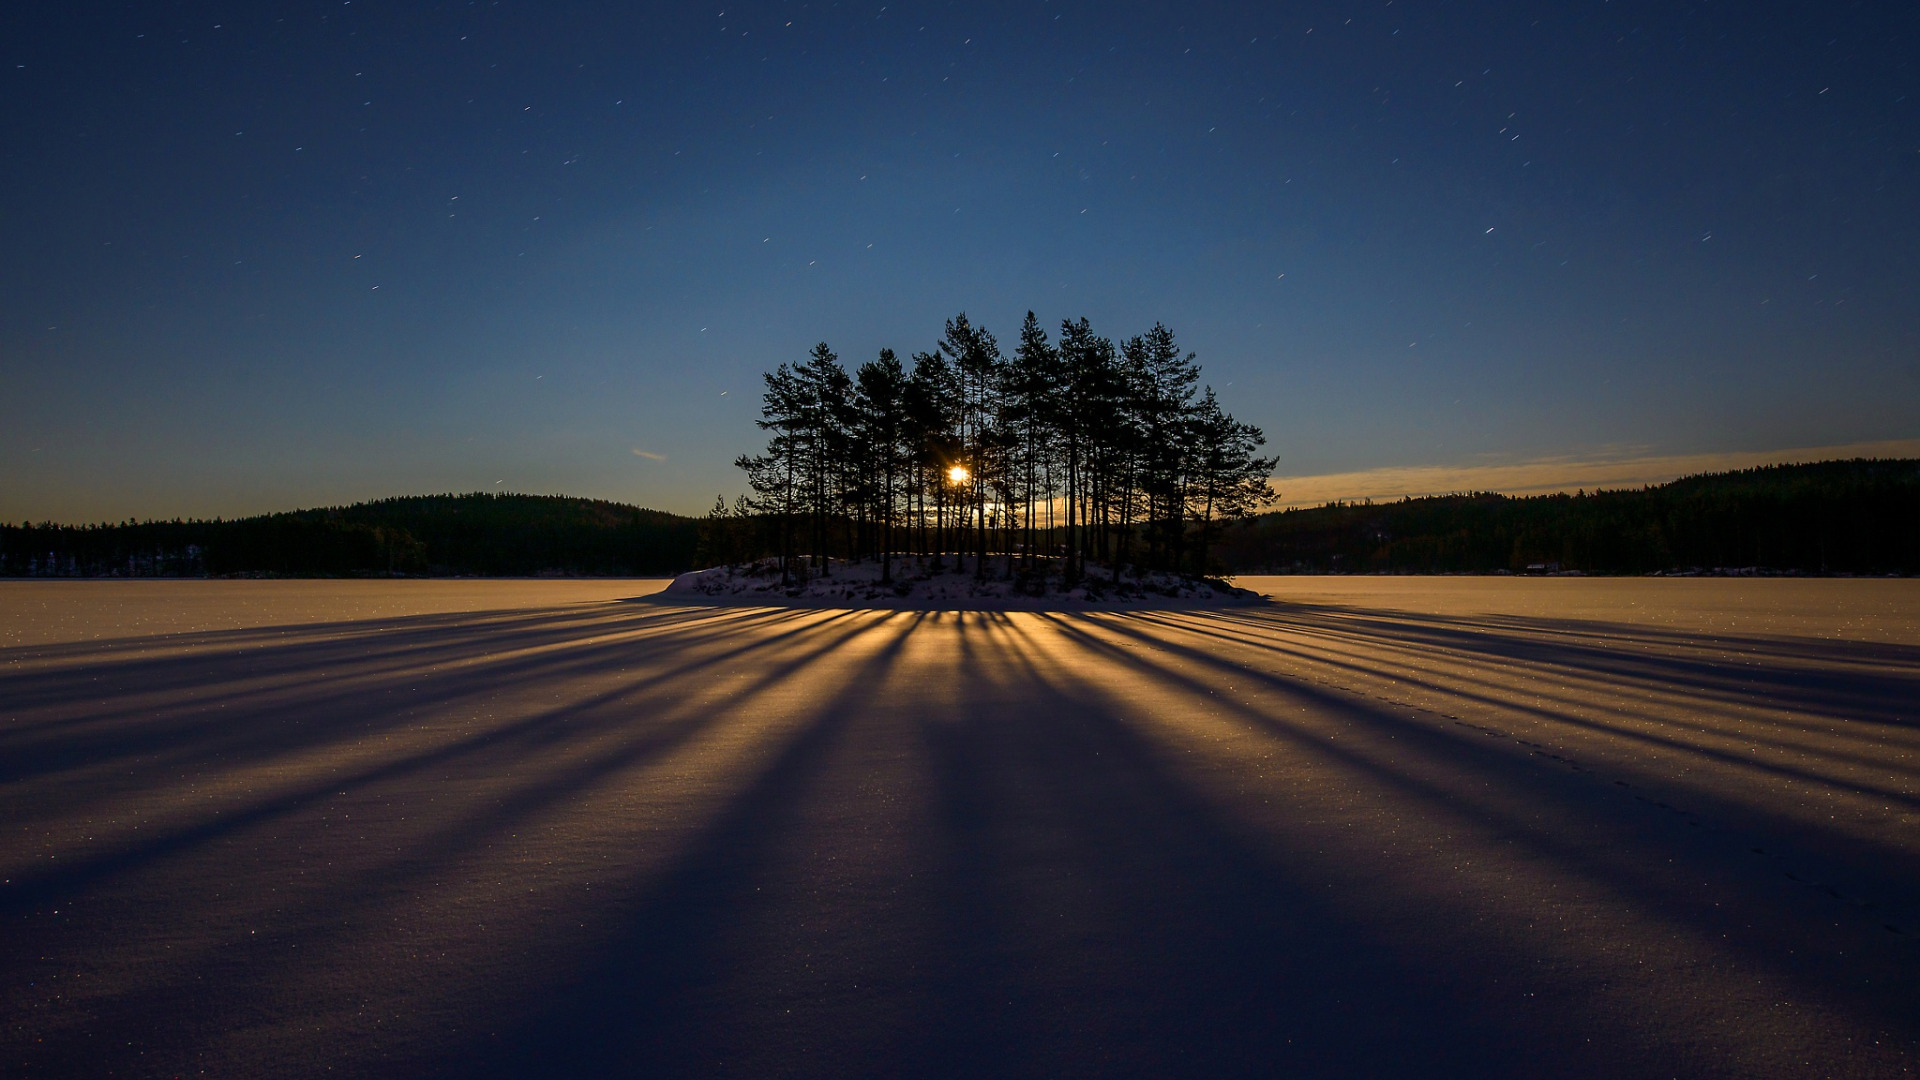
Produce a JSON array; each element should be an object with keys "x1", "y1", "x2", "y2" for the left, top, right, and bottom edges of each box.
[{"x1": 5, "y1": 1, "x2": 1917, "y2": 523}]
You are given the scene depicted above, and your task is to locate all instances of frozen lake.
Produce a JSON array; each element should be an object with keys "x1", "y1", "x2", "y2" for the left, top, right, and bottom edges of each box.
[{"x1": 3, "y1": 577, "x2": 1917, "y2": 1077}]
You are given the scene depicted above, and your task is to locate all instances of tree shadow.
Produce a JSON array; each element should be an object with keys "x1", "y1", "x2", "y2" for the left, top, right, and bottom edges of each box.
[
  {"x1": 1220, "y1": 600, "x2": 1920, "y2": 727},
  {"x1": 887, "y1": 613, "x2": 1560, "y2": 1078},
  {"x1": 0, "y1": 603, "x2": 805, "y2": 794},
  {"x1": 5, "y1": 599, "x2": 924, "y2": 1074},
  {"x1": 1129, "y1": 604, "x2": 1920, "y2": 793},
  {"x1": 7, "y1": 597, "x2": 1918, "y2": 1078},
  {"x1": 1034, "y1": 608, "x2": 1920, "y2": 1038},
  {"x1": 444, "y1": 609, "x2": 929, "y2": 1078}
]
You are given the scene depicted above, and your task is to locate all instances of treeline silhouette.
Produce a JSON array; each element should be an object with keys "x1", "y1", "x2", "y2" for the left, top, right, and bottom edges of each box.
[
  {"x1": 1214, "y1": 458, "x2": 1920, "y2": 575},
  {"x1": 12, "y1": 464, "x2": 1912, "y2": 581},
  {"x1": 716, "y1": 312, "x2": 1276, "y2": 582},
  {"x1": 1, "y1": 494, "x2": 698, "y2": 577}
]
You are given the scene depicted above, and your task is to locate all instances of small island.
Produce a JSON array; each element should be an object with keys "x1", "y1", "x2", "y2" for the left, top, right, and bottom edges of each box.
[
  {"x1": 689, "y1": 312, "x2": 1276, "y2": 608},
  {"x1": 665, "y1": 556, "x2": 1263, "y2": 609}
]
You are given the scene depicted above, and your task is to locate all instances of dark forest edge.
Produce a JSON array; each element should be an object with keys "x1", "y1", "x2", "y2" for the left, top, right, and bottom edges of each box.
[
  {"x1": 0, "y1": 493, "x2": 698, "y2": 578},
  {"x1": 5, "y1": 462, "x2": 1918, "y2": 582},
  {"x1": 1221, "y1": 457, "x2": 1920, "y2": 576}
]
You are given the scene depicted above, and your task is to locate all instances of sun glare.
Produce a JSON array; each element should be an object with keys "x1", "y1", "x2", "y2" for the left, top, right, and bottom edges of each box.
[{"x1": 948, "y1": 465, "x2": 969, "y2": 483}]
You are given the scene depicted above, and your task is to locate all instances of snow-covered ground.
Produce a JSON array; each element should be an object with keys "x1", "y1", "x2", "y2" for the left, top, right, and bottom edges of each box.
[
  {"x1": 662, "y1": 556, "x2": 1263, "y2": 608},
  {"x1": 9, "y1": 579, "x2": 1920, "y2": 1076}
]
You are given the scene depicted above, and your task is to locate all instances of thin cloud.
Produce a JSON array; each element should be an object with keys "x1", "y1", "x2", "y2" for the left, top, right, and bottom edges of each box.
[
  {"x1": 1271, "y1": 438, "x2": 1920, "y2": 509},
  {"x1": 631, "y1": 448, "x2": 667, "y2": 462}
]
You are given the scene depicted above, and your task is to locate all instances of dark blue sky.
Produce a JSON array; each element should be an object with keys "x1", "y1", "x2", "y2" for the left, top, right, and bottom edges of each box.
[{"x1": 5, "y1": 1, "x2": 1917, "y2": 521}]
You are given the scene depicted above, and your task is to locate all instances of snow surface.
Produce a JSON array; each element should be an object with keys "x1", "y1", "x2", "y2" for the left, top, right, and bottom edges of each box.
[
  {"x1": 662, "y1": 557, "x2": 1265, "y2": 609},
  {"x1": 8, "y1": 579, "x2": 1920, "y2": 1076}
]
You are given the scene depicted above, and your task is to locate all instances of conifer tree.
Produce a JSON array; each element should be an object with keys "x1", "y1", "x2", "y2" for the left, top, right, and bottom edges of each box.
[
  {"x1": 1183, "y1": 386, "x2": 1276, "y2": 573},
  {"x1": 855, "y1": 348, "x2": 909, "y2": 583},
  {"x1": 734, "y1": 313, "x2": 1276, "y2": 582}
]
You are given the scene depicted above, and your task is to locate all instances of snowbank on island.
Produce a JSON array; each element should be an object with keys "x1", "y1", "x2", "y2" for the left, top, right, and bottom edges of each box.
[{"x1": 660, "y1": 558, "x2": 1265, "y2": 610}]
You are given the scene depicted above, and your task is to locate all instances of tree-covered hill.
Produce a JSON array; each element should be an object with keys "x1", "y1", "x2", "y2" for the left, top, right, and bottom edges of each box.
[
  {"x1": 10, "y1": 461, "x2": 1917, "y2": 579},
  {"x1": 1214, "y1": 458, "x2": 1920, "y2": 575},
  {"x1": 1, "y1": 493, "x2": 699, "y2": 577}
]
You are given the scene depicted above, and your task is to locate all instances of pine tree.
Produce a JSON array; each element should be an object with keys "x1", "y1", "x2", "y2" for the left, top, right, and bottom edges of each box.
[
  {"x1": 1184, "y1": 386, "x2": 1277, "y2": 574},
  {"x1": 1010, "y1": 312, "x2": 1059, "y2": 572},
  {"x1": 794, "y1": 342, "x2": 853, "y2": 574},
  {"x1": 855, "y1": 348, "x2": 909, "y2": 583},
  {"x1": 906, "y1": 348, "x2": 960, "y2": 569},
  {"x1": 939, "y1": 313, "x2": 1005, "y2": 577}
]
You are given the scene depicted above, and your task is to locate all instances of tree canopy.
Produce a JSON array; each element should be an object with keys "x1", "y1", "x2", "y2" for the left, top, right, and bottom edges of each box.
[{"x1": 713, "y1": 312, "x2": 1277, "y2": 583}]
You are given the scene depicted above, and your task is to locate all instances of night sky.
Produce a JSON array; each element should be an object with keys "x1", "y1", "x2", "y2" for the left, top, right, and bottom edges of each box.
[{"x1": 5, "y1": 1, "x2": 1917, "y2": 522}]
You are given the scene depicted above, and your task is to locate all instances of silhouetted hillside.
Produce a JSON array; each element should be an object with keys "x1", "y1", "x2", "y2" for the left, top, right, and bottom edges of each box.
[
  {"x1": 10, "y1": 462, "x2": 1917, "y2": 579},
  {"x1": 0, "y1": 493, "x2": 699, "y2": 577},
  {"x1": 1214, "y1": 458, "x2": 1920, "y2": 575}
]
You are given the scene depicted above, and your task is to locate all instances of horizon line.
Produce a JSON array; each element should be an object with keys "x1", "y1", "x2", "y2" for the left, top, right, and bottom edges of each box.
[{"x1": 1268, "y1": 439, "x2": 1920, "y2": 510}]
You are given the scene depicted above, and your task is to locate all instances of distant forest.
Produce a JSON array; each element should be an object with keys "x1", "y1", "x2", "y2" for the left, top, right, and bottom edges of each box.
[
  {"x1": 1, "y1": 493, "x2": 697, "y2": 578},
  {"x1": 715, "y1": 312, "x2": 1276, "y2": 582},
  {"x1": 1215, "y1": 458, "x2": 1920, "y2": 575},
  {"x1": 6, "y1": 459, "x2": 1916, "y2": 582}
]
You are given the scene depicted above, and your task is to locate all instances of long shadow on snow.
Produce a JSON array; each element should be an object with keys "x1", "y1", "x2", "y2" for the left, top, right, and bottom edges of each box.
[
  {"x1": 891, "y1": 612, "x2": 1562, "y2": 1079},
  {"x1": 7, "y1": 609, "x2": 899, "y2": 1080},
  {"x1": 1127, "y1": 608, "x2": 1920, "y2": 801},
  {"x1": 1225, "y1": 602, "x2": 1920, "y2": 729},
  {"x1": 0, "y1": 607, "x2": 871, "y2": 918},
  {"x1": 0, "y1": 604, "x2": 808, "y2": 790},
  {"x1": 438, "y1": 611, "x2": 927, "y2": 1078},
  {"x1": 1041, "y1": 611, "x2": 1920, "y2": 1044}
]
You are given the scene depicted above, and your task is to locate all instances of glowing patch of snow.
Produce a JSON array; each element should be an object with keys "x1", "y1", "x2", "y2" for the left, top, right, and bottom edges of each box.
[{"x1": 663, "y1": 557, "x2": 1264, "y2": 610}]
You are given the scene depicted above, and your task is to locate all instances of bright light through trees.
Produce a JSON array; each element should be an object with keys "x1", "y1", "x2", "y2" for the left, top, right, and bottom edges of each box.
[{"x1": 727, "y1": 311, "x2": 1276, "y2": 586}]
